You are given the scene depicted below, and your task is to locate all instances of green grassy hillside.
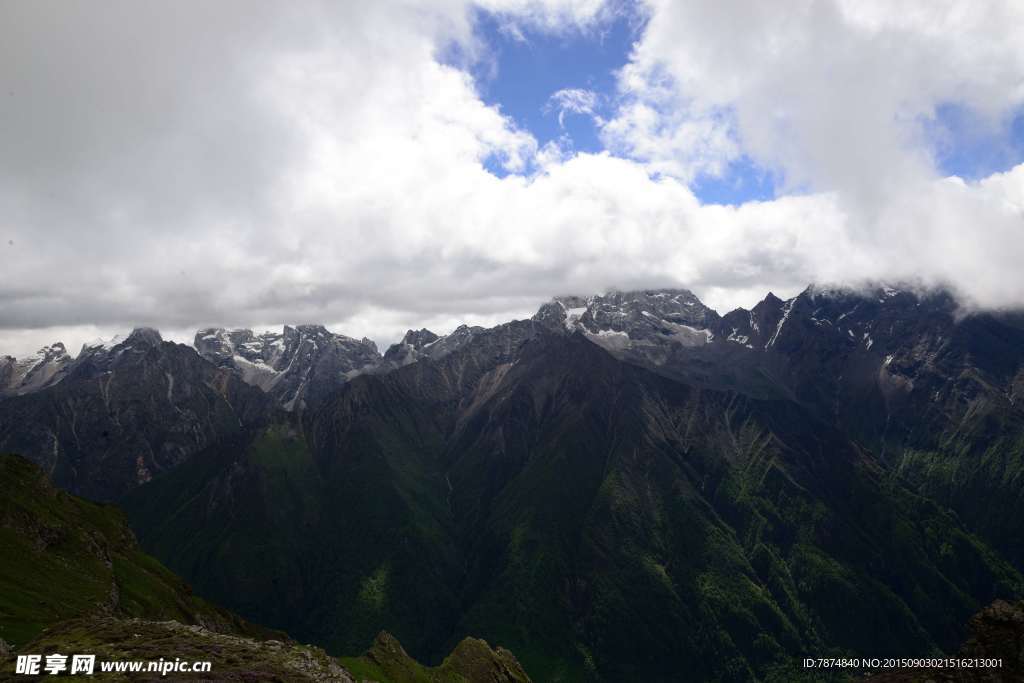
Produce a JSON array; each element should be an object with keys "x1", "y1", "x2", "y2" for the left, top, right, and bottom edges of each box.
[
  {"x1": 0, "y1": 453, "x2": 273, "y2": 650},
  {"x1": 0, "y1": 452, "x2": 530, "y2": 681}
]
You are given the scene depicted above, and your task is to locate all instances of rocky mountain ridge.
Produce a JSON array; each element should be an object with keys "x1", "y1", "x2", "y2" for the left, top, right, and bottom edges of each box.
[
  {"x1": 4, "y1": 282, "x2": 1024, "y2": 680},
  {"x1": 0, "y1": 283, "x2": 970, "y2": 403},
  {"x1": 4, "y1": 283, "x2": 1022, "y2": 495},
  {"x1": 0, "y1": 328, "x2": 273, "y2": 500},
  {"x1": 0, "y1": 342, "x2": 72, "y2": 397},
  {"x1": 194, "y1": 324, "x2": 380, "y2": 411}
]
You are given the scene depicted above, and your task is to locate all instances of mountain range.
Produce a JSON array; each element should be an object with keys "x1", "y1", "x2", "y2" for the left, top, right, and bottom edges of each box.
[{"x1": 2, "y1": 283, "x2": 1023, "y2": 681}]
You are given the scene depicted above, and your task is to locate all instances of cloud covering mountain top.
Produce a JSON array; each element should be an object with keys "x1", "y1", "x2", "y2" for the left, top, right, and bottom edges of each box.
[{"x1": 1, "y1": 0, "x2": 1023, "y2": 356}]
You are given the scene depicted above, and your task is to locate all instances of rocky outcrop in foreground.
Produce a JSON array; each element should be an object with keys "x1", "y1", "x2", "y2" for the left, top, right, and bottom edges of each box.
[
  {"x1": 342, "y1": 630, "x2": 531, "y2": 683},
  {"x1": 868, "y1": 599, "x2": 1024, "y2": 682}
]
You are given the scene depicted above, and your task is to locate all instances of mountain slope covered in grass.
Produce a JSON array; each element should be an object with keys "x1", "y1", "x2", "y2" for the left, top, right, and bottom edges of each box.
[
  {"x1": 0, "y1": 453, "x2": 269, "y2": 649},
  {"x1": 0, "y1": 453, "x2": 530, "y2": 682}
]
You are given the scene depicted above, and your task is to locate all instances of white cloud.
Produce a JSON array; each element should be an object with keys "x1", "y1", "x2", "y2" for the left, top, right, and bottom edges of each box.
[
  {"x1": 1, "y1": 0, "x2": 1023, "y2": 358},
  {"x1": 546, "y1": 88, "x2": 601, "y2": 128},
  {"x1": 613, "y1": 0, "x2": 1024, "y2": 200},
  {"x1": 476, "y1": 0, "x2": 609, "y2": 32},
  {"x1": 601, "y1": 100, "x2": 739, "y2": 181}
]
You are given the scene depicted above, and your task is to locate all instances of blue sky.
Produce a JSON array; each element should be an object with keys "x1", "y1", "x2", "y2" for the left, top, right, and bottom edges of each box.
[
  {"x1": 928, "y1": 104, "x2": 1024, "y2": 181},
  {"x1": 462, "y1": 6, "x2": 1024, "y2": 204},
  {"x1": 462, "y1": 12, "x2": 785, "y2": 203},
  {"x1": 468, "y1": 9, "x2": 635, "y2": 155}
]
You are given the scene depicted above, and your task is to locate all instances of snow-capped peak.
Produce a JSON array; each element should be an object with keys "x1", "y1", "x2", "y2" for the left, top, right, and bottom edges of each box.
[
  {"x1": 81, "y1": 334, "x2": 126, "y2": 354},
  {"x1": 193, "y1": 324, "x2": 382, "y2": 410},
  {"x1": 1, "y1": 342, "x2": 72, "y2": 396}
]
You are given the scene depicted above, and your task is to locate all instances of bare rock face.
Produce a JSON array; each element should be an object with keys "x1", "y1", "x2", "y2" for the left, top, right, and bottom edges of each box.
[
  {"x1": 535, "y1": 289, "x2": 717, "y2": 339},
  {"x1": 379, "y1": 325, "x2": 484, "y2": 371},
  {"x1": 0, "y1": 356, "x2": 12, "y2": 391},
  {"x1": 963, "y1": 599, "x2": 1024, "y2": 668},
  {"x1": 533, "y1": 289, "x2": 721, "y2": 373},
  {"x1": 194, "y1": 325, "x2": 381, "y2": 411},
  {"x1": 380, "y1": 328, "x2": 442, "y2": 369},
  {"x1": 353, "y1": 630, "x2": 531, "y2": 682},
  {"x1": 0, "y1": 332, "x2": 272, "y2": 500},
  {"x1": 443, "y1": 636, "x2": 532, "y2": 683},
  {"x1": 0, "y1": 342, "x2": 72, "y2": 397},
  {"x1": 400, "y1": 328, "x2": 441, "y2": 350},
  {"x1": 868, "y1": 599, "x2": 1024, "y2": 682}
]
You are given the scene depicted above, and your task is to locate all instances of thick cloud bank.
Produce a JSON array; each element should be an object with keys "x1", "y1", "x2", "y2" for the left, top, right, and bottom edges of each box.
[{"x1": 1, "y1": 1, "x2": 1023, "y2": 356}]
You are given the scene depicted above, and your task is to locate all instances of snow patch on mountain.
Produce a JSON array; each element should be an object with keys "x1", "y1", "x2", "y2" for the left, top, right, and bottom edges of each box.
[
  {"x1": 193, "y1": 325, "x2": 381, "y2": 410},
  {"x1": 0, "y1": 343, "x2": 72, "y2": 396}
]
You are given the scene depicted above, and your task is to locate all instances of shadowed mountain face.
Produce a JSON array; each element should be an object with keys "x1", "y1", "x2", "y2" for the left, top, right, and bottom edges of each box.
[
  {"x1": 0, "y1": 329, "x2": 273, "y2": 501},
  {"x1": 4, "y1": 285, "x2": 1024, "y2": 681},
  {"x1": 535, "y1": 286, "x2": 1024, "y2": 569},
  {"x1": 122, "y1": 317, "x2": 1023, "y2": 681},
  {"x1": 0, "y1": 453, "x2": 531, "y2": 683}
]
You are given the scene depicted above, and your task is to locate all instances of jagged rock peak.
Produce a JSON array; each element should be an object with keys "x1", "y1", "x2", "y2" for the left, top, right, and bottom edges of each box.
[
  {"x1": 535, "y1": 288, "x2": 718, "y2": 335},
  {"x1": 0, "y1": 342, "x2": 74, "y2": 396},
  {"x1": 191, "y1": 324, "x2": 381, "y2": 411},
  {"x1": 380, "y1": 324, "x2": 484, "y2": 370},
  {"x1": 78, "y1": 328, "x2": 162, "y2": 357},
  {"x1": 401, "y1": 328, "x2": 440, "y2": 350},
  {"x1": 799, "y1": 281, "x2": 953, "y2": 305},
  {"x1": 125, "y1": 327, "x2": 163, "y2": 347},
  {"x1": 195, "y1": 325, "x2": 378, "y2": 356},
  {"x1": 80, "y1": 333, "x2": 126, "y2": 355},
  {"x1": 19, "y1": 342, "x2": 71, "y2": 362},
  {"x1": 286, "y1": 323, "x2": 330, "y2": 337},
  {"x1": 551, "y1": 294, "x2": 590, "y2": 307}
]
